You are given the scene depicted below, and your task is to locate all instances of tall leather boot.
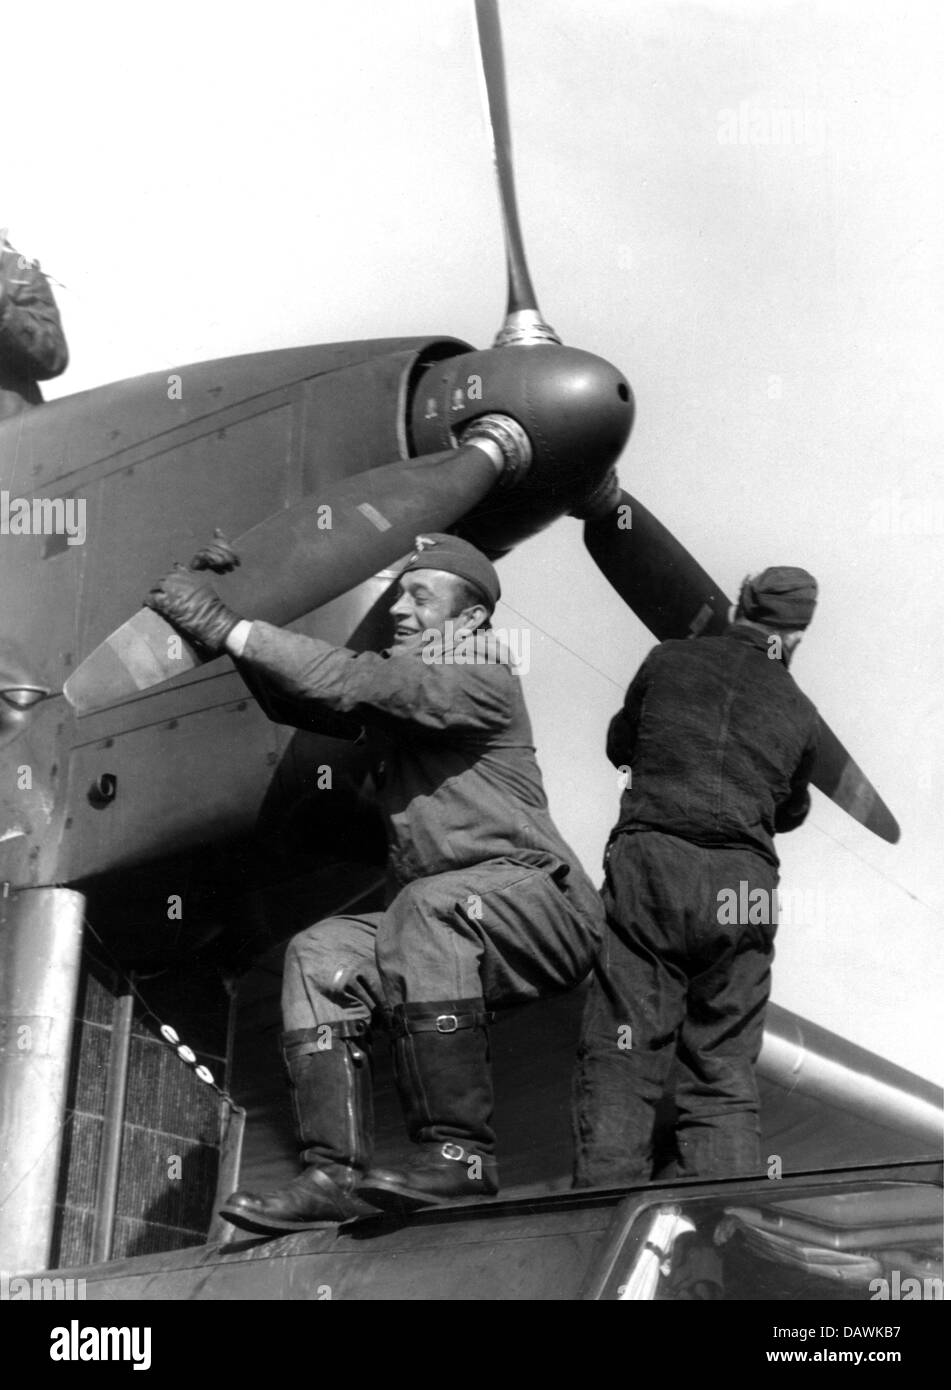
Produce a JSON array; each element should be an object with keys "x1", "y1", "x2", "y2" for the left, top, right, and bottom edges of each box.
[
  {"x1": 220, "y1": 1020, "x2": 376, "y2": 1234},
  {"x1": 358, "y1": 999, "x2": 500, "y2": 1214}
]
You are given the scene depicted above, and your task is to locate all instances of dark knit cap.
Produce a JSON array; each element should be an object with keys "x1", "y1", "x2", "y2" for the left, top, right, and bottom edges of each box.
[
  {"x1": 738, "y1": 567, "x2": 818, "y2": 631},
  {"x1": 401, "y1": 533, "x2": 501, "y2": 611}
]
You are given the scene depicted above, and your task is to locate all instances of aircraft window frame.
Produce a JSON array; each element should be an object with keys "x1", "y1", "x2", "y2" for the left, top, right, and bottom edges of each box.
[{"x1": 581, "y1": 1167, "x2": 943, "y2": 1302}]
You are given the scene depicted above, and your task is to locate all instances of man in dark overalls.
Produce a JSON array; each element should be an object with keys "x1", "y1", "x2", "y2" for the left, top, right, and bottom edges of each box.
[
  {"x1": 572, "y1": 567, "x2": 820, "y2": 1186},
  {"x1": 147, "y1": 529, "x2": 604, "y2": 1230},
  {"x1": 0, "y1": 235, "x2": 68, "y2": 420}
]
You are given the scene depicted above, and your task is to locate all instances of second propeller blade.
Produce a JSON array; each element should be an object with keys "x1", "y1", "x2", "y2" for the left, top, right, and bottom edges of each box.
[
  {"x1": 584, "y1": 489, "x2": 731, "y2": 640},
  {"x1": 583, "y1": 490, "x2": 900, "y2": 843}
]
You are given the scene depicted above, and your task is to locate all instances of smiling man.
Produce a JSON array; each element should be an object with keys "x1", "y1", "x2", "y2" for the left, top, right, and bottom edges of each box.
[
  {"x1": 390, "y1": 557, "x2": 487, "y2": 651},
  {"x1": 146, "y1": 526, "x2": 604, "y2": 1229}
]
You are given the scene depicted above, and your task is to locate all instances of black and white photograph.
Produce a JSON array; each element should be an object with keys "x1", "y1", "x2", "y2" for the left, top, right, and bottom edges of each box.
[{"x1": 0, "y1": 0, "x2": 942, "y2": 1334}]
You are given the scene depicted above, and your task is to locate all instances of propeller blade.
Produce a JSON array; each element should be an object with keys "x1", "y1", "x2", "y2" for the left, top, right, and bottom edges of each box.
[
  {"x1": 585, "y1": 490, "x2": 900, "y2": 842},
  {"x1": 63, "y1": 443, "x2": 501, "y2": 716},
  {"x1": 584, "y1": 489, "x2": 731, "y2": 640},
  {"x1": 474, "y1": 0, "x2": 560, "y2": 345},
  {"x1": 811, "y1": 717, "x2": 901, "y2": 844}
]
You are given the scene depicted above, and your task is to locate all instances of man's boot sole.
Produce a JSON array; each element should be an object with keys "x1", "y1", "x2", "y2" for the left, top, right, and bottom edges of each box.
[
  {"x1": 218, "y1": 1204, "x2": 354, "y2": 1235},
  {"x1": 357, "y1": 1175, "x2": 498, "y2": 1215}
]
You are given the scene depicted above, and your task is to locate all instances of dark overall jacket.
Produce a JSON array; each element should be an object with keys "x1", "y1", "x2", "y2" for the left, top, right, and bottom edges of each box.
[
  {"x1": 0, "y1": 242, "x2": 69, "y2": 420},
  {"x1": 571, "y1": 624, "x2": 823, "y2": 1186},
  {"x1": 606, "y1": 624, "x2": 821, "y2": 866}
]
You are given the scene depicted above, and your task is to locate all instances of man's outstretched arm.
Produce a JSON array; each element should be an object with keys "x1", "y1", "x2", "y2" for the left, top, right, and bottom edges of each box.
[{"x1": 145, "y1": 567, "x2": 513, "y2": 736}]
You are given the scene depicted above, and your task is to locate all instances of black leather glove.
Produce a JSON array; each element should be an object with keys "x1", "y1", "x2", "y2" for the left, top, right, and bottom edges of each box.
[
  {"x1": 145, "y1": 564, "x2": 242, "y2": 656},
  {"x1": 189, "y1": 529, "x2": 241, "y2": 574}
]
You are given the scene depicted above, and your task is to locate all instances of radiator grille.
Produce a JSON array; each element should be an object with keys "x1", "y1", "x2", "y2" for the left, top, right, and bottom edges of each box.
[{"x1": 50, "y1": 958, "x2": 231, "y2": 1266}]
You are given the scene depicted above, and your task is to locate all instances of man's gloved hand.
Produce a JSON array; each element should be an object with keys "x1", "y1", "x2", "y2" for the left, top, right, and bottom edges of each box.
[
  {"x1": 145, "y1": 530, "x2": 243, "y2": 656},
  {"x1": 775, "y1": 790, "x2": 811, "y2": 833},
  {"x1": 189, "y1": 528, "x2": 241, "y2": 575}
]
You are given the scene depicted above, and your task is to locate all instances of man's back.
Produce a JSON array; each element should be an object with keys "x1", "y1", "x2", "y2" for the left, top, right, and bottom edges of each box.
[
  {"x1": 573, "y1": 567, "x2": 822, "y2": 1188},
  {"x1": 608, "y1": 623, "x2": 820, "y2": 863}
]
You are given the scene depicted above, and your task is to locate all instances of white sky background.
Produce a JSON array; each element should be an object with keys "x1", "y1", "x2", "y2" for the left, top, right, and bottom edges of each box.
[{"x1": 3, "y1": 0, "x2": 942, "y2": 1081}]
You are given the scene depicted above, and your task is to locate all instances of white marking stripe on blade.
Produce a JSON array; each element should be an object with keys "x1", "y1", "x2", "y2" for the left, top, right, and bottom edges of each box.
[
  {"x1": 687, "y1": 602, "x2": 714, "y2": 636},
  {"x1": 105, "y1": 616, "x2": 176, "y2": 689},
  {"x1": 832, "y1": 758, "x2": 877, "y2": 820},
  {"x1": 357, "y1": 503, "x2": 392, "y2": 532}
]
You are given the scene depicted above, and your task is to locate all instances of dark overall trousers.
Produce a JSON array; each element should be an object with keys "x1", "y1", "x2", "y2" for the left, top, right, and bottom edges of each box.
[{"x1": 572, "y1": 830, "x2": 778, "y2": 1186}]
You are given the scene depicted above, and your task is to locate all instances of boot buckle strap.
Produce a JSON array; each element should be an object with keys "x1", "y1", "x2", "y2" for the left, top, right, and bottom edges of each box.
[
  {"x1": 330, "y1": 1018, "x2": 371, "y2": 1041},
  {"x1": 392, "y1": 1009, "x2": 494, "y2": 1036},
  {"x1": 282, "y1": 1019, "x2": 371, "y2": 1060}
]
